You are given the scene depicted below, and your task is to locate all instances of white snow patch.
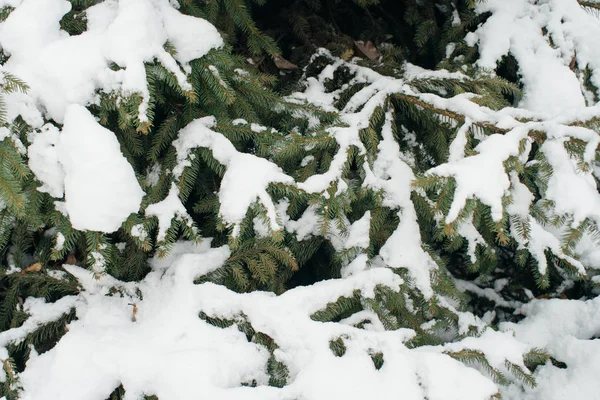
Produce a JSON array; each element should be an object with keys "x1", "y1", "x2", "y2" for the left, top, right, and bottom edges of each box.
[
  {"x1": 58, "y1": 105, "x2": 144, "y2": 233},
  {"x1": 0, "y1": 0, "x2": 222, "y2": 124}
]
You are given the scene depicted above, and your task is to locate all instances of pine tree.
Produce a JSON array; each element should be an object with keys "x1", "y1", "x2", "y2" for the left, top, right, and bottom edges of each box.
[{"x1": 1, "y1": 0, "x2": 600, "y2": 399}]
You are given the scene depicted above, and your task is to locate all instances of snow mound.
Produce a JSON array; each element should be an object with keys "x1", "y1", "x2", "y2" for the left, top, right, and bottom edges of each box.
[
  {"x1": 501, "y1": 297, "x2": 600, "y2": 400},
  {"x1": 58, "y1": 105, "x2": 144, "y2": 232}
]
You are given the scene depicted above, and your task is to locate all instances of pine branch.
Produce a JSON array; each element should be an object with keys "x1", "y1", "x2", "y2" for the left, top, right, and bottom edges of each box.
[
  {"x1": 393, "y1": 93, "x2": 509, "y2": 133},
  {"x1": 579, "y1": 0, "x2": 600, "y2": 12}
]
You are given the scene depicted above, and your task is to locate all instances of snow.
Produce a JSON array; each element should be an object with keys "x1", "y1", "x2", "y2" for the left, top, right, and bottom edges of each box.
[
  {"x1": 285, "y1": 46, "x2": 600, "y2": 303},
  {"x1": 0, "y1": 0, "x2": 222, "y2": 124},
  {"x1": 4, "y1": 0, "x2": 600, "y2": 399},
  {"x1": 507, "y1": 172, "x2": 533, "y2": 218},
  {"x1": 131, "y1": 224, "x2": 148, "y2": 241},
  {"x1": 501, "y1": 296, "x2": 600, "y2": 400},
  {"x1": 455, "y1": 279, "x2": 520, "y2": 309},
  {"x1": 7, "y1": 244, "x2": 501, "y2": 400},
  {"x1": 542, "y1": 140, "x2": 600, "y2": 227},
  {"x1": 145, "y1": 183, "x2": 193, "y2": 242},
  {"x1": 444, "y1": 328, "x2": 531, "y2": 369},
  {"x1": 526, "y1": 217, "x2": 585, "y2": 276},
  {"x1": 457, "y1": 218, "x2": 486, "y2": 263},
  {"x1": 289, "y1": 57, "x2": 439, "y2": 298},
  {"x1": 467, "y1": 0, "x2": 586, "y2": 114},
  {"x1": 55, "y1": 232, "x2": 65, "y2": 251},
  {"x1": 0, "y1": 295, "x2": 78, "y2": 349},
  {"x1": 372, "y1": 113, "x2": 438, "y2": 299},
  {"x1": 58, "y1": 105, "x2": 144, "y2": 233},
  {"x1": 428, "y1": 127, "x2": 528, "y2": 223},
  {"x1": 4, "y1": 0, "x2": 223, "y2": 234},
  {"x1": 0, "y1": 127, "x2": 10, "y2": 142},
  {"x1": 145, "y1": 163, "x2": 161, "y2": 187},
  {"x1": 27, "y1": 124, "x2": 64, "y2": 198},
  {"x1": 160, "y1": 5, "x2": 222, "y2": 65},
  {"x1": 286, "y1": 205, "x2": 320, "y2": 241},
  {"x1": 27, "y1": 104, "x2": 146, "y2": 233},
  {"x1": 448, "y1": 119, "x2": 471, "y2": 163},
  {"x1": 171, "y1": 117, "x2": 293, "y2": 235},
  {"x1": 344, "y1": 212, "x2": 371, "y2": 249}
]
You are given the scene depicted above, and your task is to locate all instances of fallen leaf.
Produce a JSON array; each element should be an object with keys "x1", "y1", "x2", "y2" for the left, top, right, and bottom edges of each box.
[
  {"x1": 354, "y1": 40, "x2": 380, "y2": 61},
  {"x1": 129, "y1": 303, "x2": 138, "y2": 322},
  {"x1": 21, "y1": 262, "x2": 42, "y2": 275},
  {"x1": 570, "y1": 49, "x2": 577, "y2": 71},
  {"x1": 341, "y1": 48, "x2": 354, "y2": 61},
  {"x1": 66, "y1": 254, "x2": 77, "y2": 265},
  {"x1": 274, "y1": 56, "x2": 298, "y2": 70}
]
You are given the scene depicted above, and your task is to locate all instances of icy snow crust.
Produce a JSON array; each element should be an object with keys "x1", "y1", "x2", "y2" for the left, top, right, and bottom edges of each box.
[{"x1": 1, "y1": 0, "x2": 600, "y2": 399}]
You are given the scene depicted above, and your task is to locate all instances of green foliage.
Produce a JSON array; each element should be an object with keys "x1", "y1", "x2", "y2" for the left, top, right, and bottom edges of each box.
[
  {"x1": 197, "y1": 237, "x2": 298, "y2": 293},
  {"x1": 1, "y1": 0, "x2": 598, "y2": 396},
  {"x1": 0, "y1": 74, "x2": 30, "y2": 218}
]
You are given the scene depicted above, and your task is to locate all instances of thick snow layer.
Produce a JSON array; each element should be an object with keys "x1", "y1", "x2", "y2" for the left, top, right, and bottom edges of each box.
[
  {"x1": 501, "y1": 296, "x2": 600, "y2": 400},
  {"x1": 58, "y1": 105, "x2": 144, "y2": 232},
  {"x1": 467, "y1": 0, "x2": 600, "y2": 115},
  {"x1": 467, "y1": 0, "x2": 587, "y2": 114},
  {"x1": 27, "y1": 124, "x2": 65, "y2": 198},
  {"x1": 9, "y1": 0, "x2": 224, "y2": 233},
  {"x1": 0, "y1": 0, "x2": 222, "y2": 124},
  {"x1": 543, "y1": 140, "x2": 600, "y2": 226},
  {"x1": 371, "y1": 113, "x2": 438, "y2": 299},
  {"x1": 27, "y1": 105, "x2": 144, "y2": 232},
  {"x1": 6, "y1": 243, "x2": 503, "y2": 400}
]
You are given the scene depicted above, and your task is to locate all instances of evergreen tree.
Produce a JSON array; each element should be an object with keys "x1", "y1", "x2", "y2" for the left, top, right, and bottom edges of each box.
[{"x1": 1, "y1": 0, "x2": 600, "y2": 399}]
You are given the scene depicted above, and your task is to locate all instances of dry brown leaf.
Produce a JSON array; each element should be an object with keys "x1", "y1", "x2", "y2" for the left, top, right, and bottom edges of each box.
[
  {"x1": 130, "y1": 303, "x2": 138, "y2": 322},
  {"x1": 21, "y1": 262, "x2": 42, "y2": 275},
  {"x1": 570, "y1": 49, "x2": 577, "y2": 71},
  {"x1": 274, "y1": 56, "x2": 298, "y2": 70},
  {"x1": 66, "y1": 254, "x2": 77, "y2": 265},
  {"x1": 341, "y1": 48, "x2": 354, "y2": 61},
  {"x1": 354, "y1": 40, "x2": 380, "y2": 61}
]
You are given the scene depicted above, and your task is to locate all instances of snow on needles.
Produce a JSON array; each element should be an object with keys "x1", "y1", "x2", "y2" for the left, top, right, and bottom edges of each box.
[
  {"x1": 0, "y1": 0, "x2": 223, "y2": 124},
  {"x1": 500, "y1": 297, "x2": 600, "y2": 400},
  {"x1": 27, "y1": 105, "x2": 145, "y2": 232},
  {"x1": 428, "y1": 127, "x2": 528, "y2": 223},
  {"x1": 7, "y1": 0, "x2": 223, "y2": 232},
  {"x1": 172, "y1": 117, "x2": 294, "y2": 235},
  {"x1": 11, "y1": 243, "x2": 500, "y2": 400},
  {"x1": 59, "y1": 105, "x2": 145, "y2": 232},
  {"x1": 466, "y1": 0, "x2": 587, "y2": 115},
  {"x1": 5, "y1": 1, "x2": 600, "y2": 399}
]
